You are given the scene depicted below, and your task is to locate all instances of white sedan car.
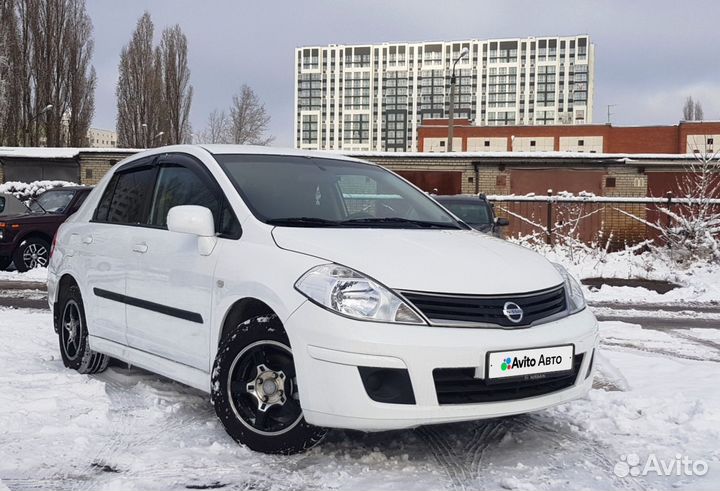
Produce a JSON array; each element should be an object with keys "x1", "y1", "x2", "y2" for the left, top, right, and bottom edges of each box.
[{"x1": 48, "y1": 145, "x2": 598, "y2": 454}]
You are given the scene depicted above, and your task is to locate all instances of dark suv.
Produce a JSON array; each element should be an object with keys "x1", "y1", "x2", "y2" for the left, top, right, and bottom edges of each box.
[
  {"x1": 435, "y1": 194, "x2": 509, "y2": 238},
  {"x1": 0, "y1": 186, "x2": 92, "y2": 271}
]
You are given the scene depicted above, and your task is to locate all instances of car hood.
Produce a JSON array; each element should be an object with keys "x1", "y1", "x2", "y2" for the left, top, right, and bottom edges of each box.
[
  {"x1": 271, "y1": 227, "x2": 563, "y2": 294},
  {"x1": 0, "y1": 212, "x2": 59, "y2": 223}
]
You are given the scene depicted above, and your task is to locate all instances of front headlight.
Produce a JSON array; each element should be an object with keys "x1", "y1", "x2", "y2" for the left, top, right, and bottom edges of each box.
[
  {"x1": 552, "y1": 263, "x2": 586, "y2": 314},
  {"x1": 295, "y1": 264, "x2": 426, "y2": 324}
]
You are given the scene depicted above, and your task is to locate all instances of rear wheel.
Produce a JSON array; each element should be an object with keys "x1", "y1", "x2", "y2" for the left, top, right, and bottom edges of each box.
[
  {"x1": 14, "y1": 237, "x2": 50, "y2": 272},
  {"x1": 57, "y1": 283, "x2": 109, "y2": 374},
  {"x1": 211, "y1": 315, "x2": 327, "y2": 454}
]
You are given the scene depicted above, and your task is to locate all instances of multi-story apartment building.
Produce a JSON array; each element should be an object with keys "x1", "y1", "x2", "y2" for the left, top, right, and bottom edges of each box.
[
  {"x1": 295, "y1": 35, "x2": 595, "y2": 152},
  {"x1": 86, "y1": 128, "x2": 118, "y2": 148}
]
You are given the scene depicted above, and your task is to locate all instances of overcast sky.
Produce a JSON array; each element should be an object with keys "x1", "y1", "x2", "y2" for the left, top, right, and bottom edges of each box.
[{"x1": 86, "y1": 0, "x2": 720, "y2": 147}]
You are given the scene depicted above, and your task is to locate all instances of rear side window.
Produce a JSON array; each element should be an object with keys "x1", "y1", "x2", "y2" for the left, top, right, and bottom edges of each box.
[
  {"x1": 107, "y1": 167, "x2": 157, "y2": 224},
  {"x1": 93, "y1": 175, "x2": 119, "y2": 222},
  {"x1": 0, "y1": 196, "x2": 5, "y2": 213}
]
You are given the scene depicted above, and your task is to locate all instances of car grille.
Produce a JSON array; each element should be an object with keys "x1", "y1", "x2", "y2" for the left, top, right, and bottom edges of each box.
[
  {"x1": 433, "y1": 354, "x2": 584, "y2": 405},
  {"x1": 399, "y1": 285, "x2": 566, "y2": 327}
]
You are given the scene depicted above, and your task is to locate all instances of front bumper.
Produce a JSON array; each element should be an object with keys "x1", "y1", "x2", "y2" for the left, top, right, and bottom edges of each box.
[{"x1": 286, "y1": 302, "x2": 598, "y2": 431}]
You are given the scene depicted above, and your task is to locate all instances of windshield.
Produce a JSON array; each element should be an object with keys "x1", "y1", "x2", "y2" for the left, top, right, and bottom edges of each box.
[
  {"x1": 29, "y1": 189, "x2": 76, "y2": 214},
  {"x1": 215, "y1": 154, "x2": 463, "y2": 229},
  {"x1": 439, "y1": 200, "x2": 492, "y2": 226}
]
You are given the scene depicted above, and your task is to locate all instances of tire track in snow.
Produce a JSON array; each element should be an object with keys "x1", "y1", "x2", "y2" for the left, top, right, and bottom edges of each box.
[
  {"x1": 512, "y1": 415, "x2": 647, "y2": 491},
  {"x1": 415, "y1": 419, "x2": 509, "y2": 491}
]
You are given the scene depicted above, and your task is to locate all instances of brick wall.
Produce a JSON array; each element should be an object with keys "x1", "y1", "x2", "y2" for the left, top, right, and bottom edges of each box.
[{"x1": 418, "y1": 120, "x2": 720, "y2": 154}]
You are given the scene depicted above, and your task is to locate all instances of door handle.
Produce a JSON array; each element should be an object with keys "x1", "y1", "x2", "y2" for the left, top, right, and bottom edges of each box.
[
  {"x1": 82, "y1": 235, "x2": 93, "y2": 245},
  {"x1": 132, "y1": 243, "x2": 148, "y2": 253}
]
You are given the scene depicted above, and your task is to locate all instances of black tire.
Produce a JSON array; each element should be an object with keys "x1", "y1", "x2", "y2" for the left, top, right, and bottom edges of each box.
[
  {"x1": 211, "y1": 315, "x2": 327, "y2": 454},
  {"x1": 0, "y1": 256, "x2": 11, "y2": 271},
  {"x1": 57, "y1": 283, "x2": 109, "y2": 374},
  {"x1": 13, "y1": 237, "x2": 50, "y2": 272}
]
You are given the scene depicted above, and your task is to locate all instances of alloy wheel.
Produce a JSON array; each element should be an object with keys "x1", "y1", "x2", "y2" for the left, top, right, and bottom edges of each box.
[
  {"x1": 22, "y1": 243, "x2": 49, "y2": 269},
  {"x1": 226, "y1": 340, "x2": 303, "y2": 436},
  {"x1": 61, "y1": 299, "x2": 82, "y2": 361}
]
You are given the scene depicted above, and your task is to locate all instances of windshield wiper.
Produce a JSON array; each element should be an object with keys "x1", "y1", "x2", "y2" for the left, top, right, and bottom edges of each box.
[
  {"x1": 340, "y1": 217, "x2": 462, "y2": 229},
  {"x1": 265, "y1": 217, "x2": 343, "y2": 227}
]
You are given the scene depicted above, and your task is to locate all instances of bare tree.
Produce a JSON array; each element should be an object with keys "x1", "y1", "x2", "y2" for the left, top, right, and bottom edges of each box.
[
  {"x1": 159, "y1": 25, "x2": 192, "y2": 144},
  {"x1": 0, "y1": 0, "x2": 96, "y2": 147},
  {"x1": 683, "y1": 96, "x2": 695, "y2": 121},
  {"x1": 683, "y1": 96, "x2": 704, "y2": 121},
  {"x1": 228, "y1": 84, "x2": 273, "y2": 145},
  {"x1": 0, "y1": 0, "x2": 11, "y2": 141},
  {"x1": 198, "y1": 108, "x2": 231, "y2": 144},
  {"x1": 694, "y1": 100, "x2": 704, "y2": 121},
  {"x1": 64, "y1": 0, "x2": 96, "y2": 146},
  {"x1": 116, "y1": 12, "x2": 162, "y2": 148}
]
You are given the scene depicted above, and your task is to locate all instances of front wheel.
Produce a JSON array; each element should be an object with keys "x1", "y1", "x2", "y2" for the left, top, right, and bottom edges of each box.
[
  {"x1": 211, "y1": 315, "x2": 327, "y2": 454},
  {"x1": 14, "y1": 237, "x2": 50, "y2": 272}
]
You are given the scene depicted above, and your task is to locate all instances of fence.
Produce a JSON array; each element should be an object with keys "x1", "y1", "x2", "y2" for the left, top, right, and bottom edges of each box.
[{"x1": 486, "y1": 192, "x2": 720, "y2": 250}]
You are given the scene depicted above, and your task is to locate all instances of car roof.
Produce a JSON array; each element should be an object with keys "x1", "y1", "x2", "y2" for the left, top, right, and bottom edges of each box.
[
  {"x1": 435, "y1": 194, "x2": 489, "y2": 202},
  {"x1": 197, "y1": 144, "x2": 375, "y2": 166}
]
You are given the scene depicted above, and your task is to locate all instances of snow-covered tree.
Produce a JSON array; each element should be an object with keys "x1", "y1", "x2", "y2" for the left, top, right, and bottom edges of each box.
[{"x1": 655, "y1": 148, "x2": 720, "y2": 263}]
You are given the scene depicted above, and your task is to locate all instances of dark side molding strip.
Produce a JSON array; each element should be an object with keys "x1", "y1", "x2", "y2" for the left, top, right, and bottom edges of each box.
[{"x1": 93, "y1": 288, "x2": 204, "y2": 324}]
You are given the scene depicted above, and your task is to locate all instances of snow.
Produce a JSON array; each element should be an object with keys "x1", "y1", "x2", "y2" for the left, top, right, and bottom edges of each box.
[
  {"x1": 0, "y1": 267, "x2": 48, "y2": 283},
  {"x1": 0, "y1": 308, "x2": 718, "y2": 490},
  {"x1": 532, "y1": 245, "x2": 720, "y2": 305},
  {"x1": 0, "y1": 180, "x2": 79, "y2": 201},
  {"x1": 0, "y1": 147, "x2": 138, "y2": 159}
]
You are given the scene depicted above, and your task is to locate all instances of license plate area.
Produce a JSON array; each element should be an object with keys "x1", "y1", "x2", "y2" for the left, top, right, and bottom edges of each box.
[{"x1": 486, "y1": 345, "x2": 575, "y2": 383}]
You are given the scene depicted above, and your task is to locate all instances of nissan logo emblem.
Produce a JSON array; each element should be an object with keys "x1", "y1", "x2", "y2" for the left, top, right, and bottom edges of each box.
[{"x1": 503, "y1": 301, "x2": 524, "y2": 323}]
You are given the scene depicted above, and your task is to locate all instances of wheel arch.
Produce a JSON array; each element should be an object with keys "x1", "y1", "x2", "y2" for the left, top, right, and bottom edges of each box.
[
  {"x1": 217, "y1": 297, "x2": 284, "y2": 347},
  {"x1": 53, "y1": 273, "x2": 80, "y2": 333},
  {"x1": 17, "y1": 230, "x2": 54, "y2": 247}
]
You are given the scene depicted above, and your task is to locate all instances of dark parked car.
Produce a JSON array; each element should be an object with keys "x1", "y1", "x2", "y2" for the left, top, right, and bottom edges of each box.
[
  {"x1": 0, "y1": 186, "x2": 92, "y2": 271},
  {"x1": 434, "y1": 194, "x2": 509, "y2": 237}
]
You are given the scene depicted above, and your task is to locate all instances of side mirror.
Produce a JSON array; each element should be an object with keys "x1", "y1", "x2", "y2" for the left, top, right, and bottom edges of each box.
[
  {"x1": 495, "y1": 217, "x2": 509, "y2": 227},
  {"x1": 167, "y1": 205, "x2": 217, "y2": 255}
]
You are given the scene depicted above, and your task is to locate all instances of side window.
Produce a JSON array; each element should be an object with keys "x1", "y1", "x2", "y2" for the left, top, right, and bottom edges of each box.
[
  {"x1": 94, "y1": 175, "x2": 118, "y2": 222},
  {"x1": 149, "y1": 166, "x2": 220, "y2": 228},
  {"x1": 149, "y1": 164, "x2": 241, "y2": 238},
  {"x1": 108, "y1": 167, "x2": 157, "y2": 224},
  {"x1": 69, "y1": 191, "x2": 89, "y2": 213}
]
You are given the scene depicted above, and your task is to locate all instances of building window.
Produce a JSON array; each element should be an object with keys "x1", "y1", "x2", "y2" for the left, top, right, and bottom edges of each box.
[
  {"x1": 530, "y1": 140, "x2": 536, "y2": 147},
  {"x1": 708, "y1": 138, "x2": 714, "y2": 145},
  {"x1": 484, "y1": 140, "x2": 490, "y2": 147},
  {"x1": 439, "y1": 140, "x2": 445, "y2": 147},
  {"x1": 578, "y1": 139, "x2": 584, "y2": 146},
  {"x1": 85, "y1": 168, "x2": 93, "y2": 180},
  {"x1": 605, "y1": 177, "x2": 616, "y2": 188}
]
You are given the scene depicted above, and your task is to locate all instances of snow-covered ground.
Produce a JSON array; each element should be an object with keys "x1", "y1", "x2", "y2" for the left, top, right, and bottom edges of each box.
[
  {"x1": 0, "y1": 267, "x2": 48, "y2": 283},
  {"x1": 537, "y1": 247, "x2": 720, "y2": 305},
  {"x1": 0, "y1": 308, "x2": 717, "y2": 491}
]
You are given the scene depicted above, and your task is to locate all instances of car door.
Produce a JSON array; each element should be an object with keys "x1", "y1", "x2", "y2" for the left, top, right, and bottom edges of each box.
[
  {"x1": 125, "y1": 153, "x2": 240, "y2": 371},
  {"x1": 80, "y1": 158, "x2": 157, "y2": 346}
]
